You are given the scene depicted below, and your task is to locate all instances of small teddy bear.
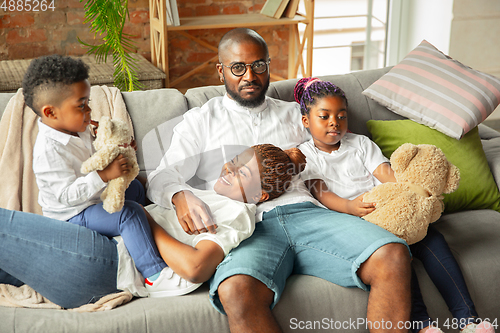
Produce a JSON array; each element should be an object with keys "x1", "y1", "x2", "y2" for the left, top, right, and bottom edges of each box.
[
  {"x1": 362, "y1": 143, "x2": 460, "y2": 245},
  {"x1": 81, "y1": 116, "x2": 139, "y2": 214}
]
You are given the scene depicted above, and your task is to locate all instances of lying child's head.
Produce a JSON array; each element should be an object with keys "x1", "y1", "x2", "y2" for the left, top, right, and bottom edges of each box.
[
  {"x1": 22, "y1": 55, "x2": 91, "y2": 135},
  {"x1": 214, "y1": 144, "x2": 306, "y2": 204},
  {"x1": 294, "y1": 77, "x2": 349, "y2": 153}
]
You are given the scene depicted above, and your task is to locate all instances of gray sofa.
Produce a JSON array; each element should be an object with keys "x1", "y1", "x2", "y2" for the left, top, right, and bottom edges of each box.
[{"x1": 1, "y1": 66, "x2": 499, "y2": 333}]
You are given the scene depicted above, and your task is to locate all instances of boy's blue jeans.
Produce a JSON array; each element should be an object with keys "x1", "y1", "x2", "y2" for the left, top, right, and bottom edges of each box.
[
  {"x1": 410, "y1": 225, "x2": 478, "y2": 331},
  {"x1": 68, "y1": 179, "x2": 166, "y2": 278}
]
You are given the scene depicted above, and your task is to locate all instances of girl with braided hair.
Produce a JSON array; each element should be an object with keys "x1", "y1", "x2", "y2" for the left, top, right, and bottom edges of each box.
[
  {"x1": 140, "y1": 144, "x2": 306, "y2": 296},
  {"x1": 294, "y1": 77, "x2": 494, "y2": 333},
  {"x1": 295, "y1": 77, "x2": 388, "y2": 216}
]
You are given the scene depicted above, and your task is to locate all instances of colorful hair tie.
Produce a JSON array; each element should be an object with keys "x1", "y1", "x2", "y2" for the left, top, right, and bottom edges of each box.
[{"x1": 304, "y1": 77, "x2": 321, "y2": 90}]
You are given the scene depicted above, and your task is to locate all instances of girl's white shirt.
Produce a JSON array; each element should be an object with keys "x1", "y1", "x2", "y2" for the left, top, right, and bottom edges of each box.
[{"x1": 298, "y1": 133, "x2": 389, "y2": 200}]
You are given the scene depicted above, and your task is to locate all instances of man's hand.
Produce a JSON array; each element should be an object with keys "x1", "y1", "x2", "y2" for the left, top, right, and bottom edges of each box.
[
  {"x1": 346, "y1": 193, "x2": 376, "y2": 217},
  {"x1": 172, "y1": 190, "x2": 217, "y2": 235}
]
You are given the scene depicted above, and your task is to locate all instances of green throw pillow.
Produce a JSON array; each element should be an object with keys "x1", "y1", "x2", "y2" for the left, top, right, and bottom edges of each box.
[{"x1": 366, "y1": 119, "x2": 500, "y2": 213}]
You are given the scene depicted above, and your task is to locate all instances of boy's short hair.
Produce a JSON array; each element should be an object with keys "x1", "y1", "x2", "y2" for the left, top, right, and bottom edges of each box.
[{"x1": 22, "y1": 54, "x2": 90, "y2": 116}]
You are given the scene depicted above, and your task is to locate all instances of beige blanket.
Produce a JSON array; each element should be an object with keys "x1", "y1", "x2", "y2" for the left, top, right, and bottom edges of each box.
[
  {"x1": 0, "y1": 85, "x2": 133, "y2": 214},
  {"x1": 0, "y1": 85, "x2": 135, "y2": 311},
  {"x1": 0, "y1": 284, "x2": 133, "y2": 312}
]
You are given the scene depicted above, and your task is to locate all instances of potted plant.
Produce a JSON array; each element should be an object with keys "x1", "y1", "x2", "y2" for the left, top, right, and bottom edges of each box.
[{"x1": 79, "y1": 0, "x2": 142, "y2": 91}]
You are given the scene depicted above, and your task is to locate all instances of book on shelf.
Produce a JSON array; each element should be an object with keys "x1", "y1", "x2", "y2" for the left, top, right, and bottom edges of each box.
[
  {"x1": 283, "y1": 0, "x2": 300, "y2": 18},
  {"x1": 274, "y1": 0, "x2": 291, "y2": 18},
  {"x1": 260, "y1": 0, "x2": 287, "y2": 18},
  {"x1": 166, "y1": 0, "x2": 180, "y2": 26},
  {"x1": 166, "y1": 0, "x2": 173, "y2": 25}
]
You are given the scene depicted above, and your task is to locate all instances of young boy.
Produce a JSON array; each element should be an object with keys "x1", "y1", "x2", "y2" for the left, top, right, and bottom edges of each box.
[{"x1": 23, "y1": 54, "x2": 198, "y2": 297}]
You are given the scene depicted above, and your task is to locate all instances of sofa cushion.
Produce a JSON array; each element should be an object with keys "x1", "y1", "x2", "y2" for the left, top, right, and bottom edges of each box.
[
  {"x1": 366, "y1": 119, "x2": 500, "y2": 213},
  {"x1": 267, "y1": 67, "x2": 403, "y2": 138},
  {"x1": 2, "y1": 209, "x2": 499, "y2": 333},
  {"x1": 184, "y1": 85, "x2": 226, "y2": 109},
  {"x1": 122, "y1": 88, "x2": 188, "y2": 176},
  {"x1": 0, "y1": 92, "x2": 16, "y2": 119},
  {"x1": 184, "y1": 67, "x2": 398, "y2": 138},
  {"x1": 429, "y1": 210, "x2": 500, "y2": 322},
  {"x1": 363, "y1": 40, "x2": 500, "y2": 140}
]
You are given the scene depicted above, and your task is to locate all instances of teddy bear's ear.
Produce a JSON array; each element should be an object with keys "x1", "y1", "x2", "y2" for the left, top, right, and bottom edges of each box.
[
  {"x1": 443, "y1": 163, "x2": 460, "y2": 194},
  {"x1": 390, "y1": 143, "x2": 418, "y2": 173}
]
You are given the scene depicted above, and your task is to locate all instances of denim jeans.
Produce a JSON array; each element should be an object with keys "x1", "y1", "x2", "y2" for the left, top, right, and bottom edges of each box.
[
  {"x1": 68, "y1": 179, "x2": 166, "y2": 278},
  {"x1": 0, "y1": 208, "x2": 120, "y2": 309},
  {"x1": 410, "y1": 224, "x2": 478, "y2": 332},
  {"x1": 209, "y1": 202, "x2": 409, "y2": 314}
]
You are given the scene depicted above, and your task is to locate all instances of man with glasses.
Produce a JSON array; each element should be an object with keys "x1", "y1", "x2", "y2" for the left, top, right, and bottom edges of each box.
[
  {"x1": 218, "y1": 58, "x2": 270, "y2": 108},
  {"x1": 148, "y1": 28, "x2": 412, "y2": 333}
]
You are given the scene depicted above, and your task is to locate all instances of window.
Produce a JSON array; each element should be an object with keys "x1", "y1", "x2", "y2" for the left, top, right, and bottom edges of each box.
[{"x1": 301, "y1": 0, "x2": 389, "y2": 76}]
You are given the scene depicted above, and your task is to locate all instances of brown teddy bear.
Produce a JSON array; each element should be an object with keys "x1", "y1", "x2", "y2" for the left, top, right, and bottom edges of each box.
[
  {"x1": 362, "y1": 143, "x2": 460, "y2": 245},
  {"x1": 81, "y1": 116, "x2": 139, "y2": 214}
]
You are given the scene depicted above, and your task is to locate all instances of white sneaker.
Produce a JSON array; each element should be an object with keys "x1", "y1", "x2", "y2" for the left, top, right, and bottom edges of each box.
[
  {"x1": 145, "y1": 267, "x2": 202, "y2": 297},
  {"x1": 462, "y1": 321, "x2": 496, "y2": 333},
  {"x1": 462, "y1": 324, "x2": 478, "y2": 333}
]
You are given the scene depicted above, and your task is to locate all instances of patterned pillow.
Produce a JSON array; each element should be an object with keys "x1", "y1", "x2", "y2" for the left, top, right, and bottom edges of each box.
[{"x1": 362, "y1": 40, "x2": 500, "y2": 140}]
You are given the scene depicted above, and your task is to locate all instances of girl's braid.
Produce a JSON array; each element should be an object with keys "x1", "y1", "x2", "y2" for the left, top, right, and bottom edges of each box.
[{"x1": 294, "y1": 77, "x2": 348, "y2": 115}]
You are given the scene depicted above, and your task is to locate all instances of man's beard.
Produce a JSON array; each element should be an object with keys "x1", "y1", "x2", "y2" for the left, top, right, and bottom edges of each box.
[{"x1": 225, "y1": 75, "x2": 270, "y2": 108}]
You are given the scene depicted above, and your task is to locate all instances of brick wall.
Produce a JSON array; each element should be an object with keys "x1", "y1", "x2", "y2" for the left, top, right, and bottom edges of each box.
[
  {"x1": 0, "y1": 0, "x2": 150, "y2": 59},
  {"x1": 0, "y1": 0, "x2": 291, "y2": 89}
]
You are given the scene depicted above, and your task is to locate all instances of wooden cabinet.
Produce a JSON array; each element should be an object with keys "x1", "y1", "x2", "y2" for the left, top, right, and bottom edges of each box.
[{"x1": 149, "y1": 0, "x2": 314, "y2": 87}]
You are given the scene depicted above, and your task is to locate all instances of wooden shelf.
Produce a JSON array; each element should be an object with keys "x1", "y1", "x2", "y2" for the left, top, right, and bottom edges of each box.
[
  {"x1": 149, "y1": 0, "x2": 315, "y2": 87},
  {"x1": 166, "y1": 13, "x2": 309, "y2": 31}
]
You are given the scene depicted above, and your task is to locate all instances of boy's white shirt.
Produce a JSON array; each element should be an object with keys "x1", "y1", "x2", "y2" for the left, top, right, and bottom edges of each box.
[
  {"x1": 33, "y1": 119, "x2": 106, "y2": 220},
  {"x1": 298, "y1": 133, "x2": 389, "y2": 200},
  {"x1": 115, "y1": 187, "x2": 257, "y2": 297}
]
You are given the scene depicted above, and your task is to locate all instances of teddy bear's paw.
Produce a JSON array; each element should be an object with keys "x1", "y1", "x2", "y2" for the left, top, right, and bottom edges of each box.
[
  {"x1": 80, "y1": 162, "x2": 92, "y2": 174},
  {"x1": 100, "y1": 188, "x2": 108, "y2": 201},
  {"x1": 103, "y1": 199, "x2": 123, "y2": 214}
]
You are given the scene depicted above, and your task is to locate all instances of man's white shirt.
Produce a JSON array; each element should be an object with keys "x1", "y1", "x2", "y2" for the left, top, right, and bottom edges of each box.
[{"x1": 147, "y1": 94, "x2": 320, "y2": 220}]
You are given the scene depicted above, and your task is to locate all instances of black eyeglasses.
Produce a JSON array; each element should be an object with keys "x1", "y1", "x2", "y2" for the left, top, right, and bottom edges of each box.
[{"x1": 220, "y1": 59, "x2": 271, "y2": 77}]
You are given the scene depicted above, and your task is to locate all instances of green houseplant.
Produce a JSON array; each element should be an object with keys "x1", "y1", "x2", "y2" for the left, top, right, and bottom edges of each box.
[{"x1": 79, "y1": 0, "x2": 142, "y2": 91}]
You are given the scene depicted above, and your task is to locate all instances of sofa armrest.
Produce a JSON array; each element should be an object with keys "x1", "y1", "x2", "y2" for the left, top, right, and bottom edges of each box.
[
  {"x1": 482, "y1": 133, "x2": 500, "y2": 190},
  {"x1": 479, "y1": 124, "x2": 500, "y2": 189},
  {"x1": 479, "y1": 123, "x2": 500, "y2": 140}
]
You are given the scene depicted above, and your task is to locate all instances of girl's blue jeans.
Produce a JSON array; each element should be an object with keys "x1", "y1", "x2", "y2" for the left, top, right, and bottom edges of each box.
[
  {"x1": 0, "y1": 208, "x2": 119, "y2": 308},
  {"x1": 410, "y1": 224, "x2": 478, "y2": 331}
]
